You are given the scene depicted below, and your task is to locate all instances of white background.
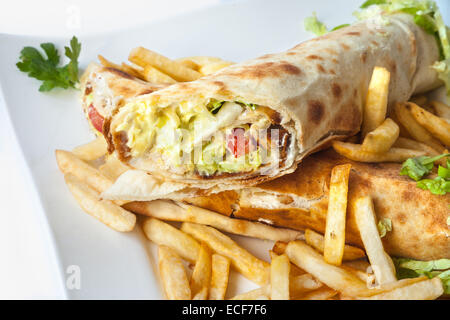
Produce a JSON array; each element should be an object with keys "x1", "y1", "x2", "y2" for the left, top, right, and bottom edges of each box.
[{"x1": 0, "y1": 0, "x2": 448, "y2": 299}]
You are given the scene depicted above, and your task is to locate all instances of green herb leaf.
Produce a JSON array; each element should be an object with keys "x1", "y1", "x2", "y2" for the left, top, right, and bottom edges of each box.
[{"x1": 16, "y1": 36, "x2": 81, "y2": 92}]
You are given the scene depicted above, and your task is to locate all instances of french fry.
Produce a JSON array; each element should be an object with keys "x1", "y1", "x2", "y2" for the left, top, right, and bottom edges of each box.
[
  {"x1": 343, "y1": 259, "x2": 371, "y2": 272},
  {"x1": 360, "y1": 277, "x2": 444, "y2": 300},
  {"x1": 270, "y1": 254, "x2": 290, "y2": 300},
  {"x1": 407, "y1": 102, "x2": 450, "y2": 146},
  {"x1": 98, "y1": 155, "x2": 129, "y2": 181},
  {"x1": 72, "y1": 137, "x2": 108, "y2": 161},
  {"x1": 324, "y1": 164, "x2": 351, "y2": 266},
  {"x1": 98, "y1": 54, "x2": 123, "y2": 70},
  {"x1": 64, "y1": 174, "x2": 136, "y2": 232},
  {"x1": 430, "y1": 100, "x2": 450, "y2": 120},
  {"x1": 269, "y1": 250, "x2": 305, "y2": 277},
  {"x1": 332, "y1": 141, "x2": 426, "y2": 163},
  {"x1": 394, "y1": 102, "x2": 445, "y2": 151},
  {"x1": 351, "y1": 196, "x2": 397, "y2": 285},
  {"x1": 129, "y1": 47, "x2": 202, "y2": 82},
  {"x1": 209, "y1": 254, "x2": 231, "y2": 300},
  {"x1": 176, "y1": 59, "x2": 200, "y2": 71},
  {"x1": 177, "y1": 56, "x2": 227, "y2": 68},
  {"x1": 361, "y1": 118, "x2": 399, "y2": 153},
  {"x1": 120, "y1": 62, "x2": 145, "y2": 79},
  {"x1": 180, "y1": 222, "x2": 270, "y2": 286},
  {"x1": 142, "y1": 218, "x2": 200, "y2": 263},
  {"x1": 298, "y1": 287, "x2": 338, "y2": 300},
  {"x1": 158, "y1": 245, "x2": 191, "y2": 300},
  {"x1": 199, "y1": 61, "x2": 234, "y2": 75},
  {"x1": 125, "y1": 200, "x2": 303, "y2": 242},
  {"x1": 286, "y1": 240, "x2": 370, "y2": 297},
  {"x1": 190, "y1": 243, "x2": 212, "y2": 300},
  {"x1": 141, "y1": 65, "x2": 177, "y2": 84},
  {"x1": 290, "y1": 274, "x2": 323, "y2": 299},
  {"x1": 56, "y1": 150, "x2": 113, "y2": 193},
  {"x1": 305, "y1": 229, "x2": 366, "y2": 261},
  {"x1": 362, "y1": 67, "x2": 391, "y2": 137},
  {"x1": 229, "y1": 286, "x2": 270, "y2": 300},
  {"x1": 393, "y1": 137, "x2": 440, "y2": 156}
]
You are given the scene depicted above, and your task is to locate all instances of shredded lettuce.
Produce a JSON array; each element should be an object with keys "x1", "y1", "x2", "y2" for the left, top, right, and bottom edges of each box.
[
  {"x1": 377, "y1": 218, "x2": 392, "y2": 238},
  {"x1": 304, "y1": 12, "x2": 329, "y2": 36},
  {"x1": 394, "y1": 258, "x2": 450, "y2": 294}
]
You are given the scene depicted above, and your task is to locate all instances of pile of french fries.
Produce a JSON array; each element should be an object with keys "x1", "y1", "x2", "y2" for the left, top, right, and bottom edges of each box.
[
  {"x1": 55, "y1": 49, "x2": 448, "y2": 300},
  {"x1": 333, "y1": 66, "x2": 450, "y2": 162},
  {"x1": 98, "y1": 47, "x2": 234, "y2": 84}
]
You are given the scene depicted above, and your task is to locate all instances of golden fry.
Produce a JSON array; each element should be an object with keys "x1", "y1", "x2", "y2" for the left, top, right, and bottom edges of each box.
[
  {"x1": 270, "y1": 254, "x2": 290, "y2": 300},
  {"x1": 360, "y1": 277, "x2": 443, "y2": 300},
  {"x1": 332, "y1": 141, "x2": 426, "y2": 163},
  {"x1": 209, "y1": 254, "x2": 231, "y2": 300},
  {"x1": 141, "y1": 65, "x2": 177, "y2": 84},
  {"x1": 407, "y1": 102, "x2": 450, "y2": 146},
  {"x1": 324, "y1": 164, "x2": 352, "y2": 266},
  {"x1": 430, "y1": 100, "x2": 450, "y2": 120},
  {"x1": 351, "y1": 196, "x2": 397, "y2": 285},
  {"x1": 64, "y1": 174, "x2": 136, "y2": 232},
  {"x1": 158, "y1": 245, "x2": 191, "y2": 300},
  {"x1": 190, "y1": 243, "x2": 212, "y2": 300},
  {"x1": 98, "y1": 155, "x2": 129, "y2": 181},
  {"x1": 229, "y1": 287, "x2": 270, "y2": 300},
  {"x1": 72, "y1": 137, "x2": 108, "y2": 161},
  {"x1": 129, "y1": 47, "x2": 202, "y2": 82},
  {"x1": 305, "y1": 229, "x2": 366, "y2": 261},
  {"x1": 362, "y1": 67, "x2": 391, "y2": 137},
  {"x1": 142, "y1": 218, "x2": 200, "y2": 263},
  {"x1": 394, "y1": 102, "x2": 445, "y2": 151},
  {"x1": 181, "y1": 222, "x2": 270, "y2": 286},
  {"x1": 125, "y1": 200, "x2": 302, "y2": 242},
  {"x1": 361, "y1": 118, "x2": 399, "y2": 153}
]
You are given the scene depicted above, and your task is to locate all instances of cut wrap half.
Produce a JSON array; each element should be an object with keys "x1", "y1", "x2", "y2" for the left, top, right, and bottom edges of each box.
[{"x1": 104, "y1": 13, "x2": 441, "y2": 194}]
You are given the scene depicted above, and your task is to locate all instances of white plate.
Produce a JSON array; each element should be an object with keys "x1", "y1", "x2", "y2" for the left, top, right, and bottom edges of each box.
[{"x1": 0, "y1": 0, "x2": 447, "y2": 299}]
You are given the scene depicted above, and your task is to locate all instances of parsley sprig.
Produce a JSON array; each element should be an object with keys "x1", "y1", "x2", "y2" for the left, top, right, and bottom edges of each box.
[
  {"x1": 16, "y1": 36, "x2": 81, "y2": 92},
  {"x1": 400, "y1": 154, "x2": 450, "y2": 195}
]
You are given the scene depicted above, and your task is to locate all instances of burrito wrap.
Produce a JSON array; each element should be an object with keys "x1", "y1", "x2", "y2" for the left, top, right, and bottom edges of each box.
[{"x1": 106, "y1": 13, "x2": 441, "y2": 194}]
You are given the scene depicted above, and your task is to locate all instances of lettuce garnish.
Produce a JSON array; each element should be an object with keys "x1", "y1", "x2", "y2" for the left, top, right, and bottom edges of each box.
[{"x1": 394, "y1": 258, "x2": 450, "y2": 294}]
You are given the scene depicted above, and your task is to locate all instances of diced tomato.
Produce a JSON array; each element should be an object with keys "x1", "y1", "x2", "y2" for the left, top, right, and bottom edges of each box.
[
  {"x1": 88, "y1": 104, "x2": 104, "y2": 133},
  {"x1": 227, "y1": 128, "x2": 250, "y2": 158}
]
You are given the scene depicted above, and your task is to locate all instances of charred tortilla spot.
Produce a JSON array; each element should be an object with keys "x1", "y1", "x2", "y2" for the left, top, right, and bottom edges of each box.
[
  {"x1": 361, "y1": 51, "x2": 368, "y2": 64},
  {"x1": 317, "y1": 64, "x2": 326, "y2": 73},
  {"x1": 346, "y1": 32, "x2": 361, "y2": 36},
  {"x1": 84, "y1": 84, "x2": 92, "y2": 95},
  {"x1": 371, "y1": 40, "x2": 379, "y2": 46},
  {"x1": 286, "y1": 52, "x2": 298, "y2": 56},
  {"x1": 308, "y1": 100, "x2": 325, "y2": 124},
  {"x1": 332, "y1": 58, "x2": 338, "y2": 64},
  {"x1": 397, "y1": 212, "x2": 407, "y2": 225},
  {"x1": 226, "y1": 61, "x2": 301, "y2": 79},
  {"x1": 332, "y1": 83, "x2": 342, "y2": 99},
  {"x1": 329, "y1": 69, "x2": 336, "y2": 75},
  {"x1": 402, "y1": 190, "x2": 414, "y2": 201},
  {"x1": 105, "y1": 67, "x2": 134, "y2": 80},
  {"x1": 341, "y1": 43, "x2": 350, "y2": 50},
  {"x1": 306, "y1": 55, "x2": 324, "y2": 60},
  {"x1": 325, "y1": 48, "x2": 338, "y2": 56}
]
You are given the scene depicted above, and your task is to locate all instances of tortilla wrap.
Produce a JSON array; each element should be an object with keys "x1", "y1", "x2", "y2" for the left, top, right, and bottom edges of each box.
[
  {"x1": 104, "y1": 13, "x2": 441, "y2": 196},
  {"x1": 179, "y1": 150, "x2": 450, "y2": 261}
]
